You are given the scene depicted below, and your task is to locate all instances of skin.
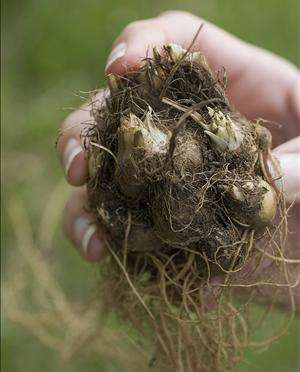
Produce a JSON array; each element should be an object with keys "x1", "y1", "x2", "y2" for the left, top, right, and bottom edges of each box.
[{"x1": 57, "y1": 11, "x2": 300, "y2": 306}]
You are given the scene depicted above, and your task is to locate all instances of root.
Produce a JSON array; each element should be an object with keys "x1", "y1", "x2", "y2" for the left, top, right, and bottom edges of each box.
[{"x1": 81, "y1": 43, "x2": 299, "y2": 371}]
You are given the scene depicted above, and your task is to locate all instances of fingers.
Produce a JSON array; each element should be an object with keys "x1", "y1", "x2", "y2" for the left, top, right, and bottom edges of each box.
[
  {"x1": 273, "y1": 153, "x2": 300, "y2": 203},
  {"x1": 57, "y1": 107, "x2": 89, "y2": 186},
  {"x1": 105, "y1": 18, "x2": 166, "y2": 73},
  {"x1": 272, "y1": 136, "x2": 300, "y2": 203},
  {"x1": 105, "y1": 11, "x2": 299, "y2": 144},
  {"x1": 64, "y1": 187, "x2": 106, "y2": 262},
  {"x1": 105, "y1": 11, "x2": 248, "y2": 78},
  {"x1": 272, "y1": 136, "x2": 300, "y2": 154},
  {"x1": 57, "y1": 91, "x2": 107, "y2": 186}
]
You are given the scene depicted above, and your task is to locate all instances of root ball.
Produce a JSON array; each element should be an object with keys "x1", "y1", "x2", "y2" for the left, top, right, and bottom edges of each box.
[{"x1": 84, "y1": 43, "x2": 287, "y2": 371}]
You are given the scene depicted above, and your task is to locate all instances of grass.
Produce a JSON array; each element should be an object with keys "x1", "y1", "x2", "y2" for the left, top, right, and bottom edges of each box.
[{"x1": 1, "y1": 0, "x2": 299, "y2": 371}]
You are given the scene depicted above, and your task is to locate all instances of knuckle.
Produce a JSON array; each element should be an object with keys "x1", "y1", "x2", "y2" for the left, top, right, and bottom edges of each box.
[
  {"x1": 60, "y1": 101, "x2": 93, "y2": 134},
  {"x1": 122, "y1": 18, "x2": 156, "y2": 36},
  {"x1": 61, "y1": 109, "x2": 79, "y2": 131},
  {"x1": 159, "y1": 10, "x2": 198, "y2": 21},
  {"x1": 124, "y1": 20, "x2": 143, "y2": 32},
  {"x1": 159, "y1": 10, "x2": 190, "y2": 17},
  {"x1": 58, "y1": 106, "x2": 90, "y2": 150}
]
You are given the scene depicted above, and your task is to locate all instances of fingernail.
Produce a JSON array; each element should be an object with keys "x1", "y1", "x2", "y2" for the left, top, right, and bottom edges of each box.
[
  {"x1": 73, "y1": 216, "x2": 102, "y2": 257},
  {"x1": 105, "y1": 42, "x2": 127, "y2": 71},
  {"x1": 63, "y1": 138, "x2": 82, "y2": 177}
]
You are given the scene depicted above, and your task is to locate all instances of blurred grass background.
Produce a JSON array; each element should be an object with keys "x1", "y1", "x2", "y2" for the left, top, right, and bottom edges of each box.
[{"x1": 1, "y1": 0, "x2": 300, "y2": 371}]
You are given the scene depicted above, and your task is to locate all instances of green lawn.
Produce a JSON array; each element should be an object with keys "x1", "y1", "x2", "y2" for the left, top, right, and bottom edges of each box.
[{"x1": 2, "y1": 0, "x2": 299, "y2": 371}]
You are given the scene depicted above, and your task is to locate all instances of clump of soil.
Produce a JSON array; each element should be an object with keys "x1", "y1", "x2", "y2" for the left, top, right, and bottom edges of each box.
[{"x1": 84, "y1": 44, "x2": 288, "y2": 371}]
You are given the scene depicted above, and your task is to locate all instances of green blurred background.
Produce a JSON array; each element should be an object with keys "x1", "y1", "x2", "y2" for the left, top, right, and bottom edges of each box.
[{"x1": 2, "y1": 0, "x2": 300, "y2": 371}]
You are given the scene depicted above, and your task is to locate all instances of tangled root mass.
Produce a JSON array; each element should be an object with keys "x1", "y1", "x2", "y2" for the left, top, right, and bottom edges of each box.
[
  {"x1": 87, "y1": 44, "x2": 276, "y2": 273},
  {"x1": 84, "y1": 44, "x2": 291, "y2": 371}
]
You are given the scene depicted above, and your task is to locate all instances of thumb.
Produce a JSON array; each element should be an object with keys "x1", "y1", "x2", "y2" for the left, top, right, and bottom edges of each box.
[{"x1": 272, "y1": 136, "x2": 300, "y2": 203}]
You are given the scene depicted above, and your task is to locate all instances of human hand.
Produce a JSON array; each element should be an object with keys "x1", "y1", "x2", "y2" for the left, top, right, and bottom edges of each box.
[{"x1": 57, "y1": 11, "x2": 300, "y2": 265}]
